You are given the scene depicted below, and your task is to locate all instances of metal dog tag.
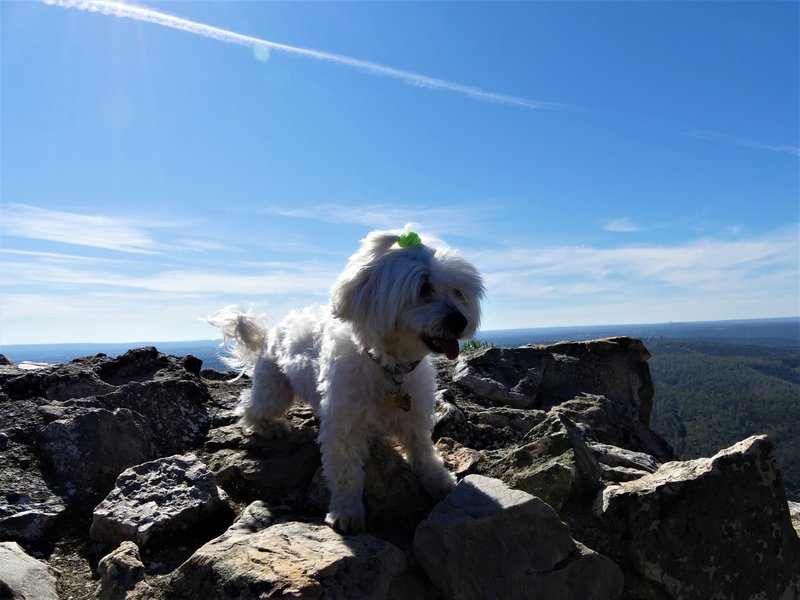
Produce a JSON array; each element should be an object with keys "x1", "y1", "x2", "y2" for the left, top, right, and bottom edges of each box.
[{"x1": 388, "y1": 392, "x2": 412, "y2": 411}]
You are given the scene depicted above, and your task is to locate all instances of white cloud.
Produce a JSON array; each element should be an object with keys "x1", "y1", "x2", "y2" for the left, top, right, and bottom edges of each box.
[
  {"x1": 472, "y1": 226, "x2": 799, "y2": 300},
  {"x1": 603, "y1": 217, "x2": 641, "y2": 233},
  {"x1": 260, "y1": 202, "x2": 496, "y2": 238},
  {"x1": 1, "y1": 204, "x2": 163, "y2": 254}
]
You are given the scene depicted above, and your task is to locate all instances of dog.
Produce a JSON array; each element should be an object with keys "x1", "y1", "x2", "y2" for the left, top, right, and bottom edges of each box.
[{"x1": 206, "y1": 228, "x2": 484, "y2": 533}]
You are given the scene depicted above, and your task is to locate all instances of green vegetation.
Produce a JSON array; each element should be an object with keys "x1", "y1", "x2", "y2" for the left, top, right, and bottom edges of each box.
[
  {"x1": 647, "y1": 339, "x2": 799, "y2": 501},
  {"x1": 460, "y1": 339, "x2": 494, "y2": 352}
]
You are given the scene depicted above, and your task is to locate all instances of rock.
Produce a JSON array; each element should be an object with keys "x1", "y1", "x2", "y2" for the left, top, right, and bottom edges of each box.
[
  {"x1": 589, "y1": 442, "x2": 662, "y2": 474},
  {"x1": 205, "y1": 415, "x2": 320, "y2": 504},
  {"x1": 1, "y1": 339, "x2": 798, "y2": 599},
  {"x1": 98, "y1": 541, "x2": 156, "y2": 600},
  {"x1": 169, "y1": 518, "x2": 407, "y2": 599},
  {"x1": 0, "y1": 541, "x2": 60, "y2": 600},
  {"x1": 435, "y1": 437, "x2": 483, "y2": 477},
  {"x1": 0, "y1": 354, "x2": 14, "y2": 366},
  {"x1": 483, "y1": 413, "x2": 602, "y2": 510},
  {"x1": 40, "y1": 407, "x2": 154, "y2": 496},
  {"x1": 790, "y1": 501, "x2": 800, "y2": 538},
  {"x1": 455, "y1": 337, "x2": 654, "y2": 422},
  {"x1": 454, "y1": 346, "x2": 553, "y2": 409},
  {"x1": 91, "y1": 453, "x2": 229, "y2": 550},
  {"x1": 0, "y1": 491, "x2": 65, "y2": 542},
  {"x1": 598, "y1": 435, "x2": 800, "y2": 599},
  {"x1": 551, "y1": 394, "x2": 674, "y2": 461},
  {"x1": 413, "y1": 474, "x2": 623, "y2": 599},
  {"x1": 96, "y1": 379, "x2": 212, "y2": 455}
]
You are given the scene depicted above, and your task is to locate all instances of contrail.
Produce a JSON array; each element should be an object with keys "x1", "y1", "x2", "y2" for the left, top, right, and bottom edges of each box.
[{"x1": 44, "y1": 0, "x2": 560, "y2": 110}]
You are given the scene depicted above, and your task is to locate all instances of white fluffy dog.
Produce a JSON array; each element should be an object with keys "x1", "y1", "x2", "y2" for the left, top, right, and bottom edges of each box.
[{"x1": 207, "y1": 228, "x2": 484, "y2": 533}]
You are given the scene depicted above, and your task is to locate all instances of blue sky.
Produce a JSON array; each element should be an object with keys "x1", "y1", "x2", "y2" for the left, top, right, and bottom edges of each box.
[{"x1": 1, "y1": 0, "x2": 798, "y2": 345}]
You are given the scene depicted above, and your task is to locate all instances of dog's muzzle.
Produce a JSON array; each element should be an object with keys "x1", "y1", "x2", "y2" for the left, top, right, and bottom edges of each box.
[{"x1": 423, "y1": 310, "x2": 468, "y2": 360}]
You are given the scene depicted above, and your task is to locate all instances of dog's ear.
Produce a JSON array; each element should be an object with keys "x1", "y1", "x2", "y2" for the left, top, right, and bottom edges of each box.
[{"x1": 330, "y1": 231, "x2": 400, "y2": 323}]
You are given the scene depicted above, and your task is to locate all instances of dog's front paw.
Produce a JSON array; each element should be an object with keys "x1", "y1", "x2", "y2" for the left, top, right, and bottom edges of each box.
[
  {"x1": 244, "y1": 417, "x2": 291, "y2": 439},
  {"x1": 420, "y1": 466, "x2": 457, "y2": 499},
  {"x1": 325, "y1": 508, "x2": 365, "y2": 535}
]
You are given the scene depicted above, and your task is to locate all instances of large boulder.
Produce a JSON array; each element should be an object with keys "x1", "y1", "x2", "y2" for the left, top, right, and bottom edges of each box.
[
  {"x1": 413, "y1": 475, "x2": 623, "y2": 599},
  {"x1": 597, "y1": 435, "x2": 800, "y2": 599},
  {"x1": 91, "y1": 453, "x2": 229, "y2": 550},
  {"x1": 169, "y1": 517, "x2": 407, "y2": 599},
  {"x1": 40, "y1": 407, "x2": 154, "y2": 496},
  {"x1": 0, "y1": 541, "x2": 60, "y2": 600},
  {"x1": 454, "y1": 337, "x2": 655, "y2": 422}
]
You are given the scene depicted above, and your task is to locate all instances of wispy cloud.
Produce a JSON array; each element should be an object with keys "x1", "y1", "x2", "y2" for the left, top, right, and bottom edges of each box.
[
  {"x1": 44, "y1": 0, "x2": 559, "y2": 111},
  {"x1": 1, "y1": 204, "x2": 164, "y2": 254},
  {"x1": 682, "y1": 128, "x2": 800, "y2": 157},
  {"x1": 473, "y1": 225, "x2": 799, "y2": 295},
  {"x1": 603, "y1": 217, "x2": 642, "y2": 233},
  {"x1": 259, "y1": 202, "x2": 499, "y2": 237}
]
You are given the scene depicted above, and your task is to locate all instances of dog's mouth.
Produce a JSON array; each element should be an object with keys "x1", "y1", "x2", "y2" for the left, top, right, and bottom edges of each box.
[{"x1": 423, "y1": 335, "x2": 461, "y2": 360}]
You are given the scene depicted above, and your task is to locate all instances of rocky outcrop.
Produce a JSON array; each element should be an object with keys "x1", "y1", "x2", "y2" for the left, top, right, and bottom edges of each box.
[
  {"x1": 598, "y1": 435, "x2": 800, "y2": 599},
  {"x1": 0, "y1": 339, "x2": 797, "y2": 599}
]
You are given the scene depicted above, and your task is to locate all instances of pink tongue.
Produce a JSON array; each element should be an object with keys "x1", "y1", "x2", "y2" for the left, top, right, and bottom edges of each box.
[{"x1": 436, "y1": 338, "x2": 460, "y2": 360}]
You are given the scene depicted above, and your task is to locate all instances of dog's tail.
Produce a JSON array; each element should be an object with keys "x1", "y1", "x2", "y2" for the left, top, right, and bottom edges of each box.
[{"x1": 204, "y1": 305, "x2": 267, "y2": 372}]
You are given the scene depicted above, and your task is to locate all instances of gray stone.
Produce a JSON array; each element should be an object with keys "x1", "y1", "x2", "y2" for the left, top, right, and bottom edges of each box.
[
  {"x1": 91, "y1": 453, "x2": 229, "y2": 550},
  {"x1": 40, "y1": 407, "x2": 153, "y2": 495},
  {"x1": 206, "y1": 422, "x2": 321, "y2": 504},
  {"x1": 589, "y1": 442, "x2": 662, "y2": 474},
  {"x1": 485, "y1": 441, "x2": 578, "y2": 510},
  {"x1": 552, "y1": 394, "x2": 674, "y2": 460},
  {"x1": 598, "y1": 435, "x2": 800, "y2": 599},
  {"x1": 96, "y1": 379, "x2": 212, "y2": 455},
  {"x1": 413, "y1": 475, "x2": 623, "y2": 599},
  {"x1": 0, "y1": 492, "x2": 65, "y2": 542},
  {"x1": 455, "y1": 338, "x2": 655, "y2": 423},
  {"x1": 98, "y1": 541, "x2": 156, "y2": 600},
  {"x1": 454, "y1": 347, "x2": 553, "y2": 409},
  {"x1": 0, "y1": 541, "x2": 60, "y2": 600},
  {"x1": 169, "y1": 518, "x2": 407, "y2": 599},
  {"x1": 790, "y1": 500, "x2": 800, "y2": 538}
]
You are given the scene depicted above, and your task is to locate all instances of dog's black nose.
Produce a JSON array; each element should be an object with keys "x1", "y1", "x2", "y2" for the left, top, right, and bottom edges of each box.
[{"x1": 443, "y1": 311, "x2": 468, "y2": 337}]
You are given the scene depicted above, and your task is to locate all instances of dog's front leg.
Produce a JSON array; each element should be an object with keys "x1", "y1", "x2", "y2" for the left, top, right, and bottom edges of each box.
[
  {"x1": 398, "y1": 414, "x2": 457, "y2": 499},
  {"x1": 318, "y1": 423, "x2": 369, "y2": 534}
]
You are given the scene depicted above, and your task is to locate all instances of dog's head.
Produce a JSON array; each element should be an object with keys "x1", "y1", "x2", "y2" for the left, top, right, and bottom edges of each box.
[{"x1": 330, "y1": 229, "x2": 484, "y2": 362}]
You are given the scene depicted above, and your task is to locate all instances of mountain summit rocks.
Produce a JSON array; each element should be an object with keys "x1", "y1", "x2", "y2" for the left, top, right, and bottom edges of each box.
[{"x1": 0, "y1": 340, "x2": 797, "y2": 599}]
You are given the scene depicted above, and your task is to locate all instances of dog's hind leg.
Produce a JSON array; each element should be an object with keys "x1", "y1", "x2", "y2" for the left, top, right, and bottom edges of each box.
[{"x1": 236, "y1": 357, "x2": 294, "y2": 438}]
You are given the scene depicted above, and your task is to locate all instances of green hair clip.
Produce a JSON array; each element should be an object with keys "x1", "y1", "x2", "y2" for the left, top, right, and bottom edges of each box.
[{"x1": 398, "y1": 231, "x2": 422, "y2": 248}]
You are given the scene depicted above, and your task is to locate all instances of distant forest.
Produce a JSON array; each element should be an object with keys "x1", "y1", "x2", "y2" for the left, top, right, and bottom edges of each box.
[{"x1": 647, "y1": 339, "x2": 799, "y2": 502}]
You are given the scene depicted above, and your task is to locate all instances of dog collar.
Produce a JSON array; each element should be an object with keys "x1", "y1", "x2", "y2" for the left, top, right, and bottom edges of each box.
[{"x1": 365, "y1": 349, "x2": 420, "y2": 411}]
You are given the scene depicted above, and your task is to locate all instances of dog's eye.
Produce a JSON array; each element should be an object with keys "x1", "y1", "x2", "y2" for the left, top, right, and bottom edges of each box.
[
  {"x1": 420, "y1": 282, "x2": 434, "y2": 298},
  {"x1": 452, "y1": 288, "x2": 465, "y2": 302}
]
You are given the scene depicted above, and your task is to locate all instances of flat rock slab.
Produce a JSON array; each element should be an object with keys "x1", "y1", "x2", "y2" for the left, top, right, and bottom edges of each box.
[
  {"x1": 598, "y1": 435, "x2": 800, "y2": 599},
  {"x1": 91, "y1": 453, "x2": 229, "y2": 550},
  {"x1": 169, "y1": 518, "x2": 407, "y2": 599},
  {"x1": 0, "y1": 541, "x2": 60, "y2": 600},
  {"x1": 413, "y1": 474, "x2": 623, "y2": 599}
]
